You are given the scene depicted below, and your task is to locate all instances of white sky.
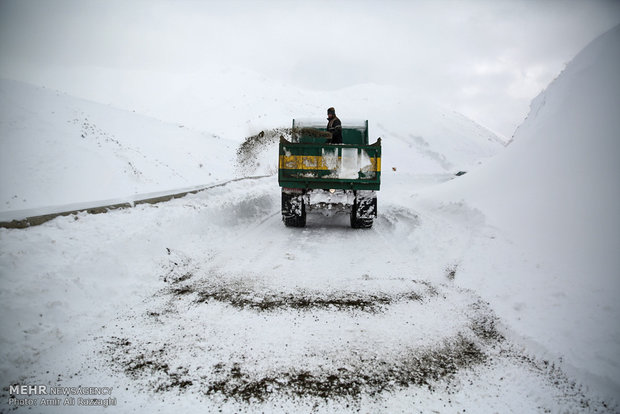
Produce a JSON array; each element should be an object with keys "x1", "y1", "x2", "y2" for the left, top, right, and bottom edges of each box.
[{"x1": 1, "y1": 0, "x2": 619, "y2": 138}]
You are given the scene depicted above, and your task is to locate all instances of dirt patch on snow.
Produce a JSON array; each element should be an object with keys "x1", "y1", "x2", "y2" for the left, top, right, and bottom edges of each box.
[
  {"x1": 200, "y1": 334, "x2": 484, "y2": 401},
  {"x1": 105, "y1": 330, "x2": 486, "y2": 402},
  {"x1": 102, "y1": 258, "x2": 495, "y2": 402},
  {"x1": 105, "y1": 338, "x2": 193, "y2": 393},
  {"x1": 180, "y1": 283, "x2": 426, "y2": 313},
  {"x1": 96, "y1": 253, "x2": 615, "y2": 412},
  {"x1": 159, "y1": 252, "x2": 433, "y2": 313}
]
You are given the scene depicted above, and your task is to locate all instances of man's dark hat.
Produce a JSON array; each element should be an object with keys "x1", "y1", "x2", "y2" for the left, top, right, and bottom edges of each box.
[{"x1": 327, "y1": 107, "x2": 336, "y2": 115}]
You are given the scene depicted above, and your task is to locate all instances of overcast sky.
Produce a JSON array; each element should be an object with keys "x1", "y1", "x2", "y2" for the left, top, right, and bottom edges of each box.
[{"x1": 1, "y1": 0, "x2": 619, "y2": 138}]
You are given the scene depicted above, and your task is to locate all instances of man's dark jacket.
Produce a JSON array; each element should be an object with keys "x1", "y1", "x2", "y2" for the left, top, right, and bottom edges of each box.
[{"x1": 327, "y1": 116, "x2": 342, "y2": 144}]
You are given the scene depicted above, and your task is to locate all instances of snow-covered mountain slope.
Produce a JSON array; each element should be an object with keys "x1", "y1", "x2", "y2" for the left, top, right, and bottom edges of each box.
[
  {"x1": 171, "y1": 69, "x2": 507, "y2": 177},
  {"x1": 243, "y1": 87, "x2": 506, "y2": 183},
  {"x1": 332, "y1": 83, "x2": 506, "y2": 175},
  {"x1": 0, "y1": 75, "x2": 504, "y2": 217},
  {"x1": 0, "y1": 79, "x2": 236, "y2": 214},
  {"x1": 425, "y1": 24, "x2": 620, "y2": 398}
]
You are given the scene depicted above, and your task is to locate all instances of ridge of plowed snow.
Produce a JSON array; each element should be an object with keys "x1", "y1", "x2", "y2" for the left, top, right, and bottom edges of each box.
[{"x1": 425, "y1": 24, "x2": 620, "y2": 399}]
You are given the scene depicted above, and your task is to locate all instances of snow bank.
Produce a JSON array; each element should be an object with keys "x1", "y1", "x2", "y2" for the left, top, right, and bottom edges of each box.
[{"x1": 427, "y1": 25, "x2": 620, "y2": 398}]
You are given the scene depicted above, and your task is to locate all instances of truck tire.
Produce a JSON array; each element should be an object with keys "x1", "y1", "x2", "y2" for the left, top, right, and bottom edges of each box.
[
  {"x1": 284, "y1": 208, "x2": 306, "y2": 227},
  {"x1": 350, "y1": 199, "x2": 373, "y2": 229},
  {"x1": 282, "y1": 191, "x2": 306, "y2": 227},
  {"x1": 350, "y1": 214, "x2": 373, "y2": 229}
]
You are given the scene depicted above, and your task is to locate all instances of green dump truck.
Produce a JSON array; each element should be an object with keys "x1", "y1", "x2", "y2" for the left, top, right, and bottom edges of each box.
[{"x1": 278, "y1": 119, "x2": 381, "y2": 228}]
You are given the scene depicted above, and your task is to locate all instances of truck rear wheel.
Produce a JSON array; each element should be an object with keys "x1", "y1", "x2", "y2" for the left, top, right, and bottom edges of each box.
[
  {"x1": 282, "y1": 191, "x2": 306, "y2": 227},
  {"x1": 350, "y1": 199, "x2": 373, "y2": 229},
  {"x1": 350, "y1": 213, "x2": 373, "y2": 228}
]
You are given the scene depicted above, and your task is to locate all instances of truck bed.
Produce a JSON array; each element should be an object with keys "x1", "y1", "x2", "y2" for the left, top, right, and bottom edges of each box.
[{"x1": 278, "y1": 137, "x2": 381, "y2": 191}]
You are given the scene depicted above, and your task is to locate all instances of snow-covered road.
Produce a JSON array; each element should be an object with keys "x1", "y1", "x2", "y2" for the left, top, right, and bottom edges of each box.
[{"x1": 1, "y1": 176, "x2": 613, "y2": 413}]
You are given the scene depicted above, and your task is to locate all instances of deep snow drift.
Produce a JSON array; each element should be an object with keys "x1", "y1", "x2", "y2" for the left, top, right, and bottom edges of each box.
[{"x1": 426, "y1": 24, "x2": 620, "y2": 398}]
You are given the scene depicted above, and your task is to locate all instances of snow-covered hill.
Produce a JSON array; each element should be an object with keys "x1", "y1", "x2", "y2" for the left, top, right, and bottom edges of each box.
[
  {"x1": 426, "y1": 24, "x2": 620, "y2": 398},
  {"x1": 0, "y1": 79, "x2": 236, "y2": 216},
  {"x1": 0, "y1": 76, "x2": 504, "y2": 219}
]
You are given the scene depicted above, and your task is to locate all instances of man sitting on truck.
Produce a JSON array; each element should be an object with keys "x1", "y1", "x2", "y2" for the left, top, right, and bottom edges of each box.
[{"x1": 326, "y1": 107, "x2": 342, "y2": 144}]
